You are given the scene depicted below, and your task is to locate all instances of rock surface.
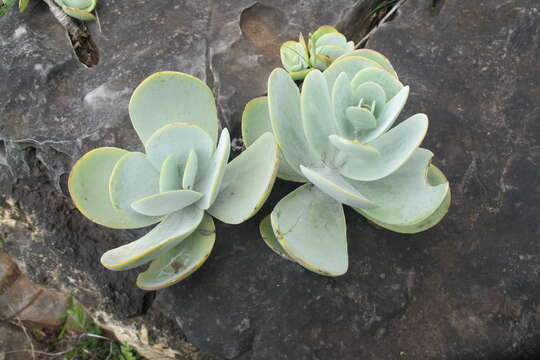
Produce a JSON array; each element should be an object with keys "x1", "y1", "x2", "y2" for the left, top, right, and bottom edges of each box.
[
  {"x1": 1, "y1": 0, "x2": 539, "y2": 359},
  {"x1": 0, "y1": 321, "x2": 35, "y2": 360},
  {"x1": 158, "y1": 0, "x2": 540, "y2": 359},
  {"x1": 0, "y1": 252, "x2": 67, "y2": 328},
  {"x1": 0, "y1": 0, "x2": 377, "y2": 358}
]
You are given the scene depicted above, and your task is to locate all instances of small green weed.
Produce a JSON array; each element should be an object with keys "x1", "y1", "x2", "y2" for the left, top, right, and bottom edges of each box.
[
  {"x1": 368, "y1": 0, "x2": 399, "y2": 17},
  {"x1": 59, "y1": 295, "x2": 142, "y2": 360}
]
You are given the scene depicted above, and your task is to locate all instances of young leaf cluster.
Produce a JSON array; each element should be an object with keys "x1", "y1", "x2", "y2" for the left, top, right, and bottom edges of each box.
[{"x1": 280, "y1": 25, "x2": 355, "y2": 80}]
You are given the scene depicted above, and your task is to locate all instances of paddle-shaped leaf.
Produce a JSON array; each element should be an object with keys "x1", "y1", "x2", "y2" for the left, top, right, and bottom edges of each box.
[
  {"x1": 136, "y1": 214, "x2": 215, "y2": 290},
  {"x1": 323, "y1": 57, "x2": 383, "y2": 91},
  {"x1": 109, "y1": 152, "x2": 161, "y2": 228},
  {"x1": 195, "y1": 129, "x2": 231, "y2": 210},
  {"x1": 69, "y1": 147, "x2": 130, "y2": 229},
  {"x1": 241, "y1": 96, "x2": 305, "y2": 182},
  {"x1": 268, "y1": 68, "x2": 322, "y2": 171},
  {"x1": 259, "y1": 215, "x2": 292, "y2": 261},
  {"x1": 101, "y1": 206, "x2": 204, "y2": 271},
  {"x1": 350, "y1": 67, "x2": 403, "y2": 100},
  {"x1": 358, "y1": 164, "x2": 451, "y2": 233},
  {"x1": 182, "y1": 149, "x2": 198, "y2": 190},
  {"x1": 301, "y1": 70, "x2": 336, "y2": 161},
  {"x1": 333, "y1": 113, "x2": 428, "y2": 181},
  {"x1": 300, "y1": 166, "x2": 377, "y2": 209},
  {"x1": 131, "y1": 190, "x2": 202, "y2": 216},
  {"x1": 338, "y1": 49, "x2": 398, "y2": 78},
  {"x1": 159, "y1": 155, "x2": 181, "y2": 192},
  {"x1": 352, "y1": 148, "x2": 449, "y2": 225},
  {"x1": 62, "y1": 6, "x2": 96, "y2": 20},
  {"x1": 271, "y1": 184, "x2": 348, "y2": 276},
  {"x1": 145, "y1": 122, "x2": 213, "y2": 171},
  {"x1": 208, "y1": 132, "x2": 279, "y2": 224},
  {"x1": 130, "y1": 72, "x2": 218, "y2": 145}
]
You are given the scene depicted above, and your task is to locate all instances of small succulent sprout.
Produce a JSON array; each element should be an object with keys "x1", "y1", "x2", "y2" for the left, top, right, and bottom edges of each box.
[
  {"x1": 54, "y1": 0, "x2": 97, "y2": 21},
  {"x1": 69, "y1": 71, "x2": 280, "y2": 290},
  {"x1": 308, "y1": 25, "x2": 355, "y2": 71},
  {"x1": 279, "y1": 25, "x2": 355, "y2": 80},
  {"x1": 280, "y1": 34, "x2": 311, "y2": 81},
  {"x1": 243, "y1": 48, "x2": 450, "y2": 276}
]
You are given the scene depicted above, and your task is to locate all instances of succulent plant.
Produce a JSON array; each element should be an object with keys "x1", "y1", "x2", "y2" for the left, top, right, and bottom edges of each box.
[
  {"x1": 243, "y1": 49, "x2": 450, "y2": 276},
  {"x1": 69, "y1": 71, "x2": 279, "y2": 290},
  {"x1": 54, "y1": 0, "x2": 98, "y2": 20},
  {"x1": 280, "y1": 25, "x2": 355, "y2": 80}
]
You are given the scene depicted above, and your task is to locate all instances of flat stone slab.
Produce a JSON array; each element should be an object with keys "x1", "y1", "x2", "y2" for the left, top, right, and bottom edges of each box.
[
  {"x1": 0, "y1": 0, "x2": 375, "y2": 358},
  {"x1": 156, "y1": 0, "x2": 540, "y2": 359},
  {"x1": 1, "y1": 0, "x2": 539, "y2": 358}
]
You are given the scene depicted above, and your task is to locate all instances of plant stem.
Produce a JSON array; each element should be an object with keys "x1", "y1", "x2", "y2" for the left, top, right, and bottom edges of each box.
[
  {"x1": 356, "y1": 0, "x2": 407, "y2": 48},
  {"x1": 41, "y1": 0, "x2": 83, "y2": 38}
]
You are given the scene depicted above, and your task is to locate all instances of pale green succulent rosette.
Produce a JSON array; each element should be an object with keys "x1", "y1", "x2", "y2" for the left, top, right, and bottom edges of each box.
[
  {"x1": 69, "y1": 71, "x2": 279, "y2": 290},
  {"x1": 280, "y1": 34, "x2": 312, "y2": 81},
  {"x1": 280, "y1": 26, "x2": 355, "y2": 81},
  {"x1": 242, "y1": 50, "x2": 450, "y2": 276},
  {"x1": 308, "y1": 25, "x2": 355, "y2": 71},
  {"x1": 54, "y1": 0, "x2": 97, "y2": 21}
]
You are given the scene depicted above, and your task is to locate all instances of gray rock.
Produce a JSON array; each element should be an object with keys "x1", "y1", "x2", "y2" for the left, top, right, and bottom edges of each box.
[
  {"x1": 0, "y1": 0, "x2": 377, "y2": 358},
  {"x1": 157, "y1": 0, "x2": 540, "y2": 359},
  {"x1": 2, "y1": 0, "x2": 539, "y2": 358},
  {"x1": 0, "y1": 322, "x2": 34, "y2": 360}
]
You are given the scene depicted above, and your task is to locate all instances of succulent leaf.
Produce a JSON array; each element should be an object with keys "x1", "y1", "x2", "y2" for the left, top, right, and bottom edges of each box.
[
  {"x1": 145, "y1": 122, "x2": 213, "y2": 172},
  {"x1": 345, "y1": 106, "x2": 377, "y2": 131},
  {"x1": 159, "y1": 155, "x2": 182, "y2": 193},
  {"x1": 129, "y1": 72, "x2": 219, "y2": 146},
  {"x1": 300, "y1": 166, "x2": 377, "y2": 209},
  {"x1": 68, "y1": 147, "x2": 131, "y2": 229},
  {"x1": 136, "y1": 214, "x2": 215, "y2": 290},
  {"x1": 101, "y1": 206, "x2": 204, "y2": 271},
  {"x1": 280, "y1": 41, "x2": 309, "y2": 73},
  {"x1": 268, "y1": 68, "x2": 322, "y2": 174},
  {"x1": 316, "y1": 33, "x2": 348, "y2": 48},
  {"x1": 332, "y1": 72, "x2": 354, "y2": 136},
  {"x1": 109, "y1": 152, "x2": 162, "y2": 228},
  {"x1": 131, "y1": 190, "x2": 203, "y2": 217},
  {"x1": 358, "y1": 165, "x2": 451, "y2": 233},
  {"x1": 338, "y1": 49, "x2": 398, "y2": 78},
  {"x1": 353, "y1": 148, "x2": 449, "y2": 225},
  {"x1": 61, "y1": 6, "x2": 96, "y2": 21},
  {"x1": 301, "y1": 70, "x2": 336, "y2": 162},
  {"x1": 208, "y1": 132, "x2": 279, "y2": 224},
  {"x1": 352, "y1": 81, "x2": 386, "y2": 117},
  {"x1": 329, "y1": 135, "x2": 380, "y2": 160},
  {"x1": 271, "y1": 184, "x2": 348, "y2": 276},
  {"x1": 63, "y1": 0, "x2": 92, "y2": 10},
  {"x1": 241, "y1": 97, "x2": 304, "y2": 182},
  {"x1": 66, "y1": 0, "x2": 96, "y2": 11},
  {"x1": 309, "y1": 25, "x2": 339, "y2": 44},
  {"x1": 323, "y1": 57, "x2": 384, "y2": 91},
  {"x1": 259, "y1": 215, "x2": 293, "y2": 261},
  {"x1": 195, "y1": 129, "x2": 231, "y2": 210},
  {"x1": 281, "y1": 26, "x2": 354, "y2": 79},
  {"x1": 336, "y1": 113, "x2": 429, "y2": 181},
  {"x1": 358, "y1": 86, "x2": 409, "y2": 143},
  {"x1": 18, "y1": 0, "x2": 28, "y2": 12},
  {"x1": 182, "y1": 149, "x2": 198, "y2": 190},
  {"x1": 350, "y1": 67, "x2": 403, "y2": 100}
]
